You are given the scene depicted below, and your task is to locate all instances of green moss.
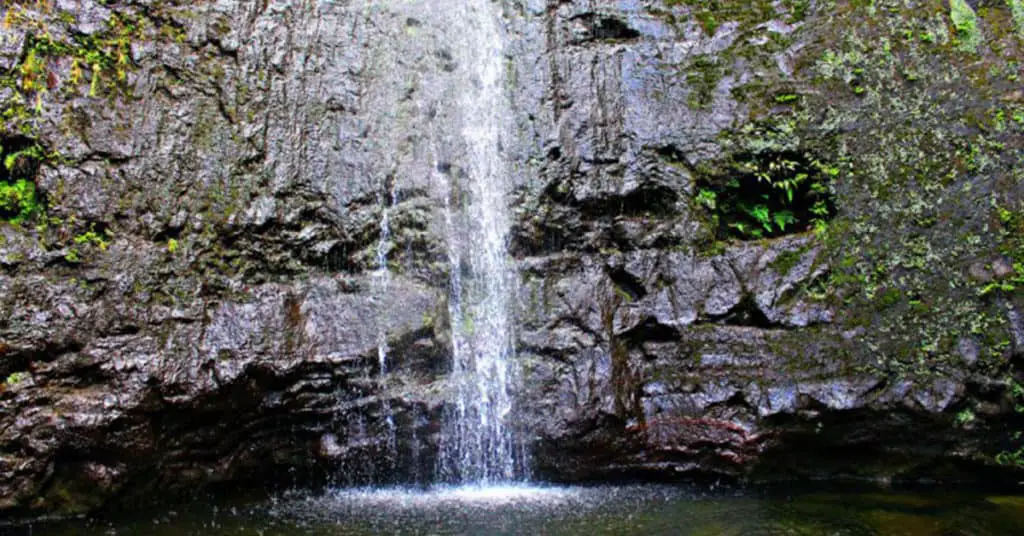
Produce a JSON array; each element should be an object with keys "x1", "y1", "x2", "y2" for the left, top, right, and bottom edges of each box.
[
  {"x1": 949, "y1": 0, "x2": 981, "y2": 52},
  {"x1": 3, "y1": 10, "x2": 144, "y2": 102},
  {"x1": 771, "y1": 248, "x2": 805, "y2": 277},
  {"x1": 0, "y1": 3, "x2": 192, "y2": 236},
  {"x1": 0, "y1": 179, "x2": 42, "y2": 223},
  {"x1": 686, "y1": 55, "x2": 726, "y2": 110},
  {"x1": 1010, "y1": 0, "x2": 1024, "y2": 36},
  {"x1": 782, "y1": 0, "x2": 811, "y2": 21},
  {"x1": 73, "y1": 227, "x2": 111, "y2": 251},
  {"x1": 736, "y1": 0, "x2": 1024, "y2": 381},
  {"x1": 876, "y1": 287, "x2": 903, "y2": 309}
]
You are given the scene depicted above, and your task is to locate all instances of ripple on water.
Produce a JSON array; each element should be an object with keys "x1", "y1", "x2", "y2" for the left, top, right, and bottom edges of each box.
[{"x1": 19, "y1": 486, "x2": 1024, "y2": 536}]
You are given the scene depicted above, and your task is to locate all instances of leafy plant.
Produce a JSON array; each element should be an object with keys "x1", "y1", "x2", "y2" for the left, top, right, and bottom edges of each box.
[
  {"x1": 774, "y1": 210, "x2": 796, "y2": 231},
  {"x1": 3, "y1": 371, "x2": 30, "y2": 387},
  {"x1": 694, "y1": 151, "x2": 836, "y2": 240},
  {"x1": 695, "y1": 189, "x2": 718, "y2": 210},
  {"x1": 62, "y1": 225, "x2": 112, "y2": 262},
  {"x1": 0, "y1": 139, "x2": 50, "y2": 223}
]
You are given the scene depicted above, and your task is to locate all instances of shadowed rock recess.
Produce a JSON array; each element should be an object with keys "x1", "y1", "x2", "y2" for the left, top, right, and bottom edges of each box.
[{"x1": 1, "y1": 0, "x2": 1023, "y2": 518}]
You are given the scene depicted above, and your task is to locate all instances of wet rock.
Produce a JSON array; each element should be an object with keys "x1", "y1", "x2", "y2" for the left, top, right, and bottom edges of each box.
[
  {"x1": 993, "y1": 257, "x2": 1017, "y2": 280},
  {"x1": 318, "y1": 434, "x2": 345, "y2": 459},
  {"x1": 958, "y1": 337, "x2": 981, "y2": 367},
  {"x1": 1007, "y1": 301, "x2": 1024, "y2": 356}
]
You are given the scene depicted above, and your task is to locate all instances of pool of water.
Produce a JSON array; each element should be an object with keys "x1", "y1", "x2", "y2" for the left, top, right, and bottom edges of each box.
[{"x1": 11, "y1": 484, "x2": 1024, "y2": 535}]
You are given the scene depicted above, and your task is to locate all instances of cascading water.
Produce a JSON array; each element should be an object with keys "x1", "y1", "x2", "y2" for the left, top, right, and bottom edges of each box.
[{"x1": 437, "y1": 0, "x2": 526, "y2": 484}]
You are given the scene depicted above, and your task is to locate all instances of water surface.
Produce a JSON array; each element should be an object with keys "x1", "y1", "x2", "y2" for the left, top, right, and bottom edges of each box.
[{"x1": 16, "y1": 484, "x2": 1024, "y2": 535}]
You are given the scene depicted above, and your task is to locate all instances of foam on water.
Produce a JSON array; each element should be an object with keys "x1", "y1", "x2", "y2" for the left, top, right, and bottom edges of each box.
[{"x1": 319, "y1": 484, "x2": 582, "y2": 511}]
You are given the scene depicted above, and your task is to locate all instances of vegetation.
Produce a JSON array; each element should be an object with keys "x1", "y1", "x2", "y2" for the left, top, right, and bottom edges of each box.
[
  {"x1": 955, "y1": 408, "x2": 976, "y2": 427},
  {"x1": 1011, "y1": 0, "x2": 1024, "y2": 36},
  {"x1": 0, "y1": 3, "x2": 140, "y2": 230},
  {"x1": 0, "y1": 142, "x2": 47, "y2": 223},
  {"x1": 3, "y1": 371, "x2": 30, "y2": 387},
  {"x1": 0, "y1": 1, "x2": 191, "y2": 260},
  {"x1": 668, "y1": 0, "x2": 1022, "y2": 449},
  {"x1": 997, "y1": 381, "x2": 1024, "y2": 468},
  {"x1": 949, "y1": 0, "x2": 981, "y2": 52},
  {"x1": 986, "y1": 203, "x2": 1024, "y2": 296},
  {"x1": 662, "y1": 0, "x2": 810, "y2": 35},
  {"x1": 3, "y1": 3, "x2": 149, "y2": 103},
  {"x1": 64, "y1": 226, "x2": 112, "y2": 263},
  {"x1": 0, "y1": 179, "x2": 42, "y2": 223},
  {"x1": 693, "y1": 124, "x2": 837, "y2": 240},
  {"x1": 686, "y1": 55, "x2": 726, "y2": 110},
  {"x1": 73, "y1": 227, "x2": 111, "y2": 250}
]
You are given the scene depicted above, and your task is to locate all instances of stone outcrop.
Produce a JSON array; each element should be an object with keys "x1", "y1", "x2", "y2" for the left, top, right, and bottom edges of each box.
[{"x1": 1, "y1": 0, "x2": 1022, "y2": 518}]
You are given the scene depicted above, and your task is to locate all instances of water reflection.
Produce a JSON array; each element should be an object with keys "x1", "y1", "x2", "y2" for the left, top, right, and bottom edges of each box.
[{"x1": 14, "y1": 485, "x2": 1024, "y2": 535}]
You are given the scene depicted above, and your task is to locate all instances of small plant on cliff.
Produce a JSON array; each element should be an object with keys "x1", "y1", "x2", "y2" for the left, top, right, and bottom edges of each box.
[
  {"x1": 949, "y1": 0, "x2": 981, "y2": 52},
  {"x1": 997, "y1": 381, "x2": 1024, "y2": 468},
  {"x1": 3, "y1": 372, "x2": 29, "y2": 387},
  {"x1": 1011, "y1": 0, "x2": 1024, "y2": 37},
  {"x1": 694, "y1": 152, "x2": 836, "y2": 240},
  {"x1": 74, "y1": 227, "x2": 111, "y2": 250},
  {"x1": 76, "y1": 225, "x2": 111, "y2": 249},
  {"x1": 980, "y1": 202, "x2": 1024, "y2": 296},
  {"x1": 0, "y1": 142, "x2": 46, "y2": 224},
  {"x1": 63, "y1": 225, "x2": 112, "y2": 262},
  {"x1": 695, "y1": 188, "x2": 717, "y2": 210}
]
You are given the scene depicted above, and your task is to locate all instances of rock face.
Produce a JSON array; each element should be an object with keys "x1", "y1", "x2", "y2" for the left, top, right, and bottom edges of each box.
[{"x1": 1, "y1": 0, "x2": 1022, "y2": 518}]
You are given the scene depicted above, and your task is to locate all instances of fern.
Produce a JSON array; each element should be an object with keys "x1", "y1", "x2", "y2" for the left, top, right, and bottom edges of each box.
[{"x1": 774, "y1": 210, "x2": 796, "y2": 231}]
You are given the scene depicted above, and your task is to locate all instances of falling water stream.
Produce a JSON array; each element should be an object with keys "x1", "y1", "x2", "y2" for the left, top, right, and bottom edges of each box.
[
  {"x1": 436, "y1": 0, "x2": 525, "y2": 483},
  {"x1": 374, "y1": 175, "x2": 398, "y2": 471}
]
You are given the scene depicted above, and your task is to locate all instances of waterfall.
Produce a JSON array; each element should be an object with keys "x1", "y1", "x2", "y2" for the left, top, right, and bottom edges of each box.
[{"x1": 437, "y1": 0, "x2": 525, "y2": 484}]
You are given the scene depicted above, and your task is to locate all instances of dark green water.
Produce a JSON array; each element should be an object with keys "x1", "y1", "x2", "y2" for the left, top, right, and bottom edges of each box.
[{"x1": 10, "y1": 485, "x2": 1024, "y2": 535}]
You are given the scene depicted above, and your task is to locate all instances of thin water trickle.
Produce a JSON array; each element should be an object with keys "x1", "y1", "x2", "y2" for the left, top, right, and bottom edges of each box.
[
  {"x1": 437, "y1": 0, "x2": 525, "y2": 484},
  {"x1": 374, "y1": 176, "x2": 398, "y2": 471}
]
